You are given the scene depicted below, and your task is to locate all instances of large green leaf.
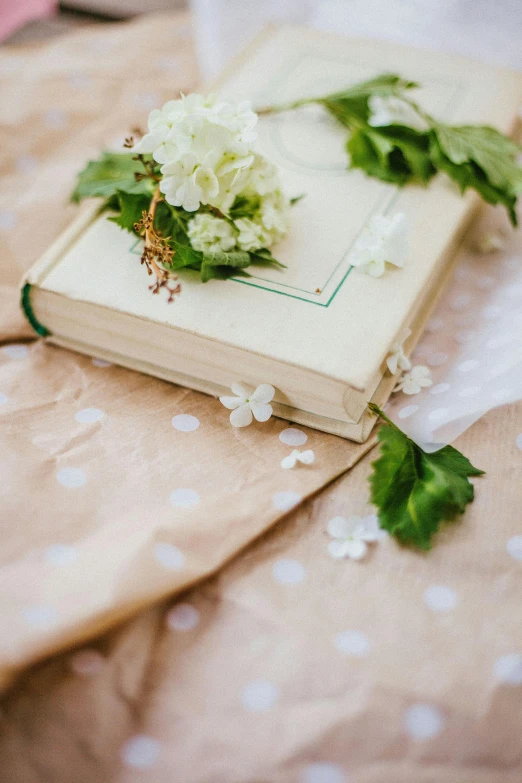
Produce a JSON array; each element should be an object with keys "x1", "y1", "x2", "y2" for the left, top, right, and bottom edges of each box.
[
  {"x1": 71, "y1": 152, "x2": 154, "y2": 202},
  {"x1": 368, "y1": 405, "x2": 484, "y2": 549}
]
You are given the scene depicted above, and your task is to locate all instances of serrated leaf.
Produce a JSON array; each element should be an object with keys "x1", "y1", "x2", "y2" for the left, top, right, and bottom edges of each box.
[
  {"x1": 202, "y1": 250, "x2": 251, "y2": 268},
  {"x1": 368, "y1": 404, "x2": 484, "y2": 549},
  {"x1": 108, "y1": 191, "x2": 151, "y2": 233},
  {"x1": 71, "y1": 152, "x2": 154, "y2": 203},
  {"x1": 429, "y1": 134, "x2": 518, "y2": 226},
  {"x1": 348, "y1": 125, "x2": 435, "y2": 185},
  {"x1": 170, "y1": 241, "x2": 203, "y2": 270},
  {"x1": 248, "y1": 248, "x2": 286, "y2": 269}
]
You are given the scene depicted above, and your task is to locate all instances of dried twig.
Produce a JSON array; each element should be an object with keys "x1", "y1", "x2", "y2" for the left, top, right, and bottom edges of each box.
[{"x1": 134, "y1": 188, "x2": 181, "y2": 303}]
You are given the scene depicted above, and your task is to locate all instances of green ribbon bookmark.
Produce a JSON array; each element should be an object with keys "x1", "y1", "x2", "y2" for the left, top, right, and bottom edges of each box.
[{"x1": 20, "y1": 283, "x2": 51, "y2": 337}]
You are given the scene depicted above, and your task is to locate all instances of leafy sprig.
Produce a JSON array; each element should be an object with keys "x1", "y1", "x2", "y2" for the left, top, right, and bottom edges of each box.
[
  {"x1": 71, "y1": 150, "x2": 287, "y2": 299},
  {"x1": 261, "y1": 74, "x2": 522, "y2": 225},
  {"x1": 368, "y1": 404, "x2": 484, "y2": 549}
]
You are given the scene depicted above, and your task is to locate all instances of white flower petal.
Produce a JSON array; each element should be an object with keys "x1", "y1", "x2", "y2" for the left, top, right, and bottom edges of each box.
[
  {"x1": 251, "y1": 383, "x2": 275, "y2": 404},
  {"x1": 231, "y1": 382, "x2": 250, "y2": 398},
  {"x1": 230, "y1": 403, "x2": 253, "y2": 427},
  {"x1": 219, "y1": 395, "x2": 242, "y2": 410},
  {"x1": 281, "y1": 452, "x2": 298, "y2": 469},
  {"x1": 297, "y1": 449, "x2": 315, "y2": 465},
  {"x1": 327, "y1": 540, "x2": 351, "y2": 559},
  {"x1": 250, "y1": 401, "x2": 273, "y2": 423},
  {"x1": 327, "y1": 516, "x2": 359, "y2": 540},
  {"x1": 345, "y1": 538, "x2": 368, "y2": 560},
  {"x1": 360, "y1": 514, "x2": 386, "y2": 540}
]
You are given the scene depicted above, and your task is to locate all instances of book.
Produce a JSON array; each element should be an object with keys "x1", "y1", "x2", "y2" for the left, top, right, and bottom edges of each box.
[{"x1": 22, "y1": 26, "x2": 522, "y2": 442}]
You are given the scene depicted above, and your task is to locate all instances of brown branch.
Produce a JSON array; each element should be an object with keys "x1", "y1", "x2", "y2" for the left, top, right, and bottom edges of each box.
[{"x1": 134, "y1": 188, "x2": 181, "y2": 303}]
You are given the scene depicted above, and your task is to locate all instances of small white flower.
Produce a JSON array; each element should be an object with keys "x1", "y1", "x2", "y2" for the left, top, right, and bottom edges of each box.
[
  {"x1": 476, "y1": 231, "x2": 506, "y2": 254},
  {"x1": 394, "y1": 364, "x2": 432, "y2": 395},
  {"x1": 220, "y1": 382, "x2": 275, "y2": 427},
  {"x1": 368, "y1": 95, "x2": 429, "y2": 132},
  {"x1": 327, "y1": 514, "x2": 385, "y2": 560},
  {"x1": 281, "y1": 449, "x2": 315, "y2": 469},
  {"x1": 235, "y1": 217, "x2": 271, "y2": 252},
  {"x1": 187, "y1": 213, "x2": 237, "y2": 253},
  {"x1": 386, "y1": 327, "x2": 412, "y2": 374},
  {"x1": 350, "y1": 213, "x2": 408, "y2": 278}
]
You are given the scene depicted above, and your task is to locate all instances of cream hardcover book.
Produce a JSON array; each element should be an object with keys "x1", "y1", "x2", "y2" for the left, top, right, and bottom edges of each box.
[{"x1": 22, "y1": 26, "x2": 522, "y2": 442}]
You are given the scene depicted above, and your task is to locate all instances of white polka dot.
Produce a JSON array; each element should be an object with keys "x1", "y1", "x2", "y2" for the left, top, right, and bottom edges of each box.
[
  {"x1": 430, "y1": 383, "x2": 450, "y2": 396},
  {"x1": 16, "y1": 155, "x2": 38, "y2": 174},
  {"x1": 507, "y1": 535, "x2": 522, "y2": 561},
  {"x1": 458, "y1": 386, "x2": 481, "y2": 398},
  {"x1": 166, "y1": 603, "x2": 200, "y2": 631},
  {"x1": 457, "y1": 359, "x2": 479, "y2": 373},
  {"x1": 426, "y1": 317, "x2": 444, "y2": 332},
  {"x1": 492, "y1": 388, "x2": 513, "y2": 402},
  {"x1": 398, "y1": 404, "x2": 418, "y2": 419},
  {"x1": 44, "y1": 108, "x2": 67, "y2": 129},
  {"x1": 23, "y1": 605, "x2": 57, "y2": 629},
  {"x1": 75, "y1": 407, "x2": 104, "y2": 424},
  {"x1": 121, "y1": 735, "x2": 161, "y2": 768},
  {"x1": 45, "y1": 544, "x2": 78, "y2": 566},
  {"x1": 169, "y1": 488, "x2": 200, "y2": 508},
  {"x1": 427, "y1": 352, "x2": 448, "y2": 367},
  {"x1": 482, "y1": 305, "x2": 502, "y2": 320},
  {"x1": 171, "y1": 413, "x2": 200, "y2": 432},
  {"x1": 56, "y1": 467, "x2": 87, "y2": 488},
  {"x1": 423, "y1": 585, "x2": 457, "y2": 612},
  {"x1": 279, "y1": 427, "x2": 308, "y2": 446},
  {"x1": 0, "y1": 392, "x2": 8, "y2": 405},
  {"x1": 516, "y1": 434, "x2": 522, "y2": 451},
  {"x1": 240, "y1": 680, "x2": 279, "y2": 712},
  {"x1": 404, "y1": 704, "x2": 444, "y2": 740},
  {"x1": 272, "y1": 490, "x2": 302, "y2": 512},
  {"x1": 2, "y1": 344, "x2": 28, "y2": 359},
  {"x1": 154, "y1": 543, "x2": 185, "y2": 570},
  {"x1": 428, "y1": 408, "x2": 450, "y2": 422},
  {"x1": 451, "y1": 293, "x2": 472, "y2": 310},
  {"x1": 455, "y1": 330, "x2": 477, "y2": 344},
  {"x1": 69, "y1": 648, "x2": 105, "y2": 676},
  {"x1": 334, "y1": 630, "x2": 370, "y2": 657},
  {"x1": 493, "y1": 654, "x2": 522, "y2": 686},
  {"x1": 91, "y1": 357, "x2": 111, "y2": 367},
  {"x1": 272, "y1": 558, "x2": 306, "y2": 585},
  {"x1": 0, "y1": 210, "x2": 16, "y2": 231},
  {"x1": 300, "y1": 762, "x2": 347, "y2": 783},
  {"x1": 476, "y1": 274, "x2": 495, "y2": 289}
]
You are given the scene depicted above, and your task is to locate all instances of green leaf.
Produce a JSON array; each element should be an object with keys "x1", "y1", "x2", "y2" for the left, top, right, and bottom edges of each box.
[
  {"x1": 170, "y1": 241, "x2": 203, "y2": 270},
  {"x1": 368, "y1": 404, "x2": 484, "y2": 549},
  {"x1": 348, "y1": 125, "x2": 435, "y2": 185},
  {"x1": 429, "y1": 133, "x2": 519, "y2": 226},
  {"x1": 248, "y1": 247, "x2": 286, "y2": 269},
  {"x1": 71, "y1": 152, "x2": 154, "y2": 203},
  {"x1": 229, "y1": 193, "x2": 262, "y2": 220},
  {"x1": 154, "y1": 201, "x2": 190, "y2": 244},
  {"x1": 319, "y1": 73, "x2": 418, "y2": 128},
  {"x1": 108, "y1": 191, "x2": 151, "y2": 233},
  {"x1": 200, "y1": 249, "x2": 251, "y2": 283}
]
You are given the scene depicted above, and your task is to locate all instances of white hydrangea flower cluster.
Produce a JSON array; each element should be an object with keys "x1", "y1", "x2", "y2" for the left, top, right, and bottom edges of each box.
[{"x1": 134, "y1": 93, "x2": 289, "y2": 255}]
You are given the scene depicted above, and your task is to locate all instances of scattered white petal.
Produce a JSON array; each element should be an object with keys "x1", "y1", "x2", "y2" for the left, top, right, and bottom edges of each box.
[
  {"x1": 171, "y1": 413, "x2": 200, "y2": 432},
  {"x1": 404, "y1": 704, "x2": 444, "y2": 740},
  {"x1": 169, "y1": 488, "x2": 200, "y2": 508},
  {"x1": 386, "y1": 328, "x2": 411, "y2": 374},
  {"x1": 279, "y1": 427, "x2": 308, "y2": 446},
  {"x1": 394, "y1": 365, "x2": 432, "y2": 395},
  {"x1": 327, "y1": 515, "x2": 383, "y2": 560},
  {"x1": 281, "y1": 449, "x2": 315, "y2": 469},
  {"x1": 56, "y1": 467, "x2": 87, "y2": 488},
  {"x1": 272, "y1": 491, "x2": 302, "y2": 512},
  {"x1": 154, "y1": 543, "x2": 185, "y2": 570},
  {"x1": 75, "y1": 407, "x2": 104, "y2": 424},
  {"x1": 272, "y1": 559, "x2": 306, "y2": 584},
  {"x1": 240, "y1": 680, "x2": 279, "y2": 712},
  {"x1": 334, "y1": 630, "x2": 370, "y2": 657},
  {"x1": 349, "y1": 213, "x2": 408, "y2": 278},
  {"x1": 423, "y1": 585, "x2": 457, "y2": 612},
  {"x1": 69, "y1": 648, "x2": 105, "y2": 676},
  {"x1": 493, "y1": 654, "x2": 522, "y2": 686},
  {"x1": 121, "y1": 735, "x2": 161, "y2": 768},
  {"x1": 220, "y1": 382, "x2": 274, "y2": 427},
  {"x1": 166, "y1": 603, "x2": 200, "y2": 631},
  {"x1": 507, "y1": 535, "x2": 522, "y2": 561}
]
